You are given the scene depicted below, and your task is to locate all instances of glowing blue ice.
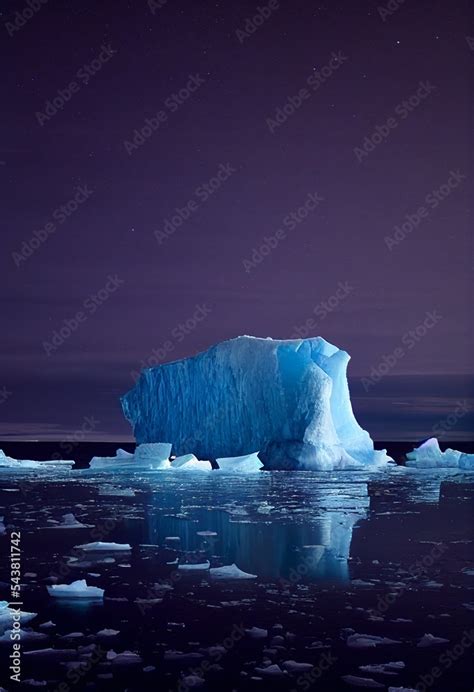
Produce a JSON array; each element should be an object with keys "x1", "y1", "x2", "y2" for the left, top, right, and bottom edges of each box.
[{"x1": 122, "y1": 335, "x2": 390, "y2": 470}]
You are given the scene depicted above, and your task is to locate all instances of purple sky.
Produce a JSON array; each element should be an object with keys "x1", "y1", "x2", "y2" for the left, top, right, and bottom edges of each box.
[{"x1": 1, "y1": 0, "x2": 472, "y2": 441}]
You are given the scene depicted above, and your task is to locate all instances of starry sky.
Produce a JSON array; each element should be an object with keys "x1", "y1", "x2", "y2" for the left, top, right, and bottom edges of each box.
[{"x1": 1, "y1": 0, "x2": 472, "y2": 441}]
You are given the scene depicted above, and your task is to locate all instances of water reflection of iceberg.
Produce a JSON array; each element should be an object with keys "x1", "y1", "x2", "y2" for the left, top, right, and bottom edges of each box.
[{"x1": 143, "y1": 478, "x2": 369, "y2": 584}]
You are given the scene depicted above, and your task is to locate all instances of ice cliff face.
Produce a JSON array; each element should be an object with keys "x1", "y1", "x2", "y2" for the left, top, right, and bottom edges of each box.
[{"x1": 121, "y1": 336, "x2": 390, "y2": 470}]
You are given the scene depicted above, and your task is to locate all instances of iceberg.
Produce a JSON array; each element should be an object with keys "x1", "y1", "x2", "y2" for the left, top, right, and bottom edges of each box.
[
  {"x1": 0, "y1": 450, "x2": 74, "y2": 469},
  {"x1": 121, "y1": 336, "x2": 390, "y2": 470},
  {"x1": 406, "y1": 438, "x2": 474, "y2": 469},
  {"x1": 216, "y1": 452, "x2": 263, "y2": 472},
  {"x1": 47, "y1": 579, "x2": 104, "y2": 599}
]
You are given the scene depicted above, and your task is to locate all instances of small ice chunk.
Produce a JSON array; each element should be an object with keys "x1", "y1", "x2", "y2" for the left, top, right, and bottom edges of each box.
[
  {"x1": 417, "y1": 633, "x2": 449, "y2": 647},
  {"x1": 216, "y1": 452, "x2": 263, "y2": 473},
  {"x1": 254, "y1": 664, "x2": 285, "y2": 677},
  {"x1": 0, "y1": 629, "x2": 47, "y2": 643},
  {"x1": 171, "y1": 454, "x2": 212, "y2": 471},
  {"x1": 74, "y1": 542, "x2": 131, "y2": 552},
  {"x1": 245, "y1": 626, "x2": 268, "y2": 639},
  {"x1": 359, "y1": 661, "x2": 405, "y2": 675},
  {"x1": 109, "y1": 650, "x2": 142, "y2": 666},
  {"x1": 0, "y1": 450, "x2": 75, "y2": 469},
  {"x1": 347, "y1": 633, "x2": 401, "y2": 649},
  {"x1": 282, "y1": 660, "x2": 314, "y2": 673},
  {"x1": 49, "y1": 513, "x2": 92, "y2": 529},
  {"x1": 178, "y1": 561, "x2": 210, "y2": 571},
  {"x1": 0, "y1": 601, "x2": 36, "y2": 629},
  {"x1": 209, "y1": 563, "x2": 257, "y2": 580},
  {"x1": 96, "y1": 628, "x2": 120, "y2": 637},
  {"x1": 342, "y1": 675, "x2": 384, "y2": 688},
  {"x1": 133, "y1": 443, "x2": 172, "y2": 469},
  {"x1": 0, "y1": 517, "x2": 5, "y2": 535},
  {"x1": 47, "y1": 579, "x2": 104, "y2": 599}
]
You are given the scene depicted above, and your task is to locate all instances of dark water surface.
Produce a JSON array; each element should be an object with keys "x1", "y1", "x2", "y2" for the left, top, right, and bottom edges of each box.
[{"x1": 0, "y1": 448, "x2": 473, "y2": 691}]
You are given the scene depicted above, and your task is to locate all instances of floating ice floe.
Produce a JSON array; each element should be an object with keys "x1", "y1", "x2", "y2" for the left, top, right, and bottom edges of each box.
[
  {"x1": 133, "y1": 443, "x2": 171, "y2": 469},
  {"x1": 282, "y1": 660, "x2": 314, "y2": 673},
  {"x1": 359, "y1": 661, "x2": 405, "y2": 676},
  {"x1": 0, "y1": 601, "x2": 37, "y2": 631},
  {"x1": 121, "y1": 335, "x2": 392, "y2": 470},
  {"x1": 47, "y1": 580, "x2": 104, "y2": 599},
  {"x1": 417, "y1": 633, "x2": 449, "y2": 647},
  {"x1": 0, "y1": 449, "x2": 74, "y2": 470},
  {"x1": 0, "y1": 628, "x2": 47, "y2": 643},
  {"x1": 342, "y1": 675, "x2": 384, "y2": 688},
  {"x1": 107, "y1": 650, "x2": 142, "y2": 666},
  {"x1": 90, "y1": 443, "x2": 171, "y2": 470},
  {"x1": 171, "y1": 454, "x2": 212, "y2": 471},
  {"x1": 406, "y1": 438, "x2": 474, "y2": 469},
  {"x1": 74, "y1": 541, "x2": 131, "y2": 552},
  {"x1": 216, "y1": 452, "x2": 263, "y2": 472},
  {"x1": 47, "y1": 513, "x2": 92, "y2": 529},
  {"x1": 209, "y1": 563, "x2": 257, "y2": 580},
  {"x1": 178, "y1": 560, "x2": 210, "y2": 571},
  {"x1": 245, "y1": 626, "x2": 268, "y2": 639},
  {"x1": 346, "y1": 633, "x2": 401, "y2": 649}
]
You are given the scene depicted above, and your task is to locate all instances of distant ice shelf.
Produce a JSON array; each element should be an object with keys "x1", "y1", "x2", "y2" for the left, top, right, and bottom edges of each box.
[{"x1": 121, "y1": 335, "x2": 392, "y2": 470}]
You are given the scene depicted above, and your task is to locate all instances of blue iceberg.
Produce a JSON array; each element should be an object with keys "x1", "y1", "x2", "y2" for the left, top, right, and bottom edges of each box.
[{"x1": 121, "y1": 336, "x2": 390, "y2": 470}]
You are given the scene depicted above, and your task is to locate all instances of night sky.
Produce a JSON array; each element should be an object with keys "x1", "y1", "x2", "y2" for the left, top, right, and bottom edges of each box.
[{"x1": 1, "y1": 0, "x2": 472, "y2": 441}]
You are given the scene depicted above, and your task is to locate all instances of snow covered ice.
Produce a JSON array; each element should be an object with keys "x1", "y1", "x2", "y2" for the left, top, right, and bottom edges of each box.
[
  {"x1": 216, "y1": 452, "x2": 263, "y2": 472},
  {"x1": 89, "y1": 443, "x2": 171, "y2": 470},
  {"x1": 0, "y1": 449, "x2": 74, "y2": 470},
  {"x1": 406, "y1": 437, "x2": 474, "y2": 469},
  {"x1": 46, "y1": 579, "x2": 104, "y2": 599},
  {"x1": 170, "y1": 454, "x2": 212, "y2": 471},
  {"x1": 122, "y1": 335, "x2": 391, "y2": 470}
]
